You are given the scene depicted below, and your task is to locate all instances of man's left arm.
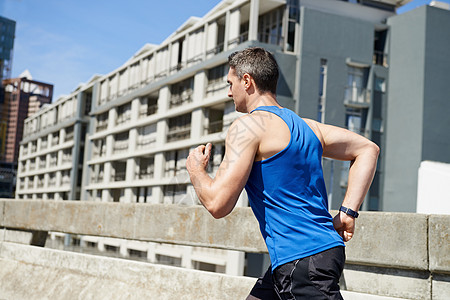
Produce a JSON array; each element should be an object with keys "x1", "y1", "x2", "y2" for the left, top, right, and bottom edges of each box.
[{"x1": 307, "y1": 120, "x2": 380, "y2": 241}]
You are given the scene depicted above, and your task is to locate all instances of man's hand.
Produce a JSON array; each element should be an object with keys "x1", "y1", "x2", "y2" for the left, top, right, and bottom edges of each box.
[
  {"x1": 333, "y1": 212, "x2": 356, "y2": 242},
  {"x1": 186, "y1": 143, "x2": 212, "y2": 174}
]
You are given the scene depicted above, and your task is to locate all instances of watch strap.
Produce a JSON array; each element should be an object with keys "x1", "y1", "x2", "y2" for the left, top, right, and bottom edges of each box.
[{"x1": 339, "y1": 206, "x2": 359, "y2": 218}]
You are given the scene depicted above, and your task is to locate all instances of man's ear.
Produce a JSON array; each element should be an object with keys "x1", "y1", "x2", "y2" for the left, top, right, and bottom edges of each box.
[{"x1": 242, "y1": 73, "x2": 252, "y2": 90}]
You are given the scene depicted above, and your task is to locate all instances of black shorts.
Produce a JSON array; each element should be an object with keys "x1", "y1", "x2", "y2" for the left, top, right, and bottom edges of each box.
[{"x1": 247, "y1": 246, "x2": 345, "y2": 300}]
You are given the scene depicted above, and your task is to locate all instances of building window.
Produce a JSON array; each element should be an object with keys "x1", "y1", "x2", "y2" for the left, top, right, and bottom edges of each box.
[
  {"x1": 93, "y1": 138, "x2": 106, "y2": 158},
  {"x1": 139, "y1": 93, "x2": 158, "y2": 118},
  {"x1": 84, "y1": 92, "x2": 92, "y2": 115},
  {"x1": 258, "y1": 6, "x2": 284, "y2": 46},
  {"x1": 206, "y1": 16, "x2": 226, "y2": 56},
  {"x1": 345, "y1": 66, "x2": 367, "y2": 105},
  {"x1": 164, "y1": 148, "x2": 189, "y2": 177},
  {"x1": 170, "y1": 38, "x2": 185, "y2": 73},
  {"x1": 117, "y1": 102, "x2": 131, "y2": 125},
  {"x1": 90, "y1": 164, "x2": 104, "y2": 184},
  {"x1": 318, "y1": 59, "x2": 327, "y2": 123},
  {"x1": 137, "y1": 124, "x2": 157, "y2": 149},
  {"x1": 137, "y1": 156, "x2": 154, "y2": 180},
  {"x1": 111, "y1": 161, "x2": 127, "y2": 182},
  {"x1": 167, "y1": 113, "x2": 191, "y2": 142},
  {"x1": 207, "y1": 143, "x2": 224, "y2": 174},
  {"x1": 113, "y1": 131, "x2": 129, "y2": 154},
  {"x1": 170, "y1": 77, "x2": 194, "y2": 108},
  {"x1": 137, "y1": 186, "x2": 152, "y2": 203},
  {"x1": 205, "y1": 107, "x2": 224, "y2": 134},
  {"x1": 207, "y1": 64, "x2": 228, "y2": 96},
  {"x1": 65, "y1": 126, "x2": 74, "y2": 142},
  {"x1": 96, "y1": 112, "x2": 109, "y2": 132},
  {"x1": 286, "y1": 0, "x2": 300, "y2": 52},
  {"x1": 373, "y1": 30, "x2": 388, "y2": 67},
  {"x1": 156, "y1": 254, "x2": 182, "y2": 267},
  {"x1": 345, "y1": 107, "x2": 368, "y2": 135}
]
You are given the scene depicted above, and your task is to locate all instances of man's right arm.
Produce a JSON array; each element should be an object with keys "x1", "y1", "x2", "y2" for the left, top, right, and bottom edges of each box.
[{"x1": 186, "y1": 115, "x2": 259, "y2": 219}]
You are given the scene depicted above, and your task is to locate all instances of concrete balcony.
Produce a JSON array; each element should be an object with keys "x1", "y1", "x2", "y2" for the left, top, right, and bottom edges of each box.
[{"x1": 0, "y1": 199, "x2": 448, "y2": 299}]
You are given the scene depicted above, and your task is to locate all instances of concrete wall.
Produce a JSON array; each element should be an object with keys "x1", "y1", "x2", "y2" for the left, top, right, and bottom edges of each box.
[{"x1": 1, "y1": 199, "x2": 449, "y2": 299}]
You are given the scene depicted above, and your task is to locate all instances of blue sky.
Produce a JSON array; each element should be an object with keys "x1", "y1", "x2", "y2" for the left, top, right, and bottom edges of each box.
[{"x1": 1, "y1": 0, "x2": 448, "y2": 100}]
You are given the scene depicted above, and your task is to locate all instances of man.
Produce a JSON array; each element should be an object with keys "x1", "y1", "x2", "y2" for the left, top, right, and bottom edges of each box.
[{"x1": 186, "y1": 47, "x2": 379, "y2": 299}]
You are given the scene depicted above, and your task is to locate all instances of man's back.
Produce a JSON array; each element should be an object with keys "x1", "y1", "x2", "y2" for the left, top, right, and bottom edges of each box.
[{"x1": 244, "y1": 106, "x2": 345, "y2": 271}]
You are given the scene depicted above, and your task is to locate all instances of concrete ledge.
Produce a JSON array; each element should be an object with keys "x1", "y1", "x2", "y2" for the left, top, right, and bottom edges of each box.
[
  {"x1": 0, "y1": 241, "x2": 255, "y2": 300},
  {"x1": 429, "y1": 215, "x2": 450, "y2": 274},
  {"x1": 1, "y1": 199, "x2": 449, "y2": 299},
  {"x1": 0, "y1": 200, "x2": 267, "y2": 252},
  {"x1": 0, "y1": 200, "x2": 442, "y2": 271},
  {"x1": 343, "y1": 211, "x2": 428, "y2": 270},
  {"x1": 0, "y1": 242, "x2": 409, "y2": 300},
  {"x1": 343, "y1": 263, "x2": 431, "y2": 300}
]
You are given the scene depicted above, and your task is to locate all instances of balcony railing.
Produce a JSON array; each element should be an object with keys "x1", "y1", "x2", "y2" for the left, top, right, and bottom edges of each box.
[
  {"x1": 167, "y1": 127, "x2": 191, "y2": 142},
  {"x1": 169, "y1": 91, "x2": 193, "y2": 108},
  {"x1": 116, "y1": 113, "x2": 131, "y2": 125},
  {"x1": 227, "y1": 31, "x2": 249, "y2": 47},
  {"x1": 51, "y1": 137, "x2": 59, "y2": 147},
  {"x1": 113, "y1": 140, "x2": 129, "y2": 154},
  {"x1": 137, "y1": 136, "x2": 156, "y2": 149},
  {"x1": 0, "y1": 199, "x2": 447, "y2": 300},
  {"x1": 139, "y1": 104, "x2": 158, "y2": 118},
  {"x1": 206, "y1": 81, "x2": 228, "y2": 96},
  {"x1": 65, "y1": 132, "x2": 74, "y2": 142},
  {"x1": 112, "y1": 171, "x2": 126, "y2": 182},
  {"x1": 344, "y1": 86, "x2": 370, "y2": 108},
  {"x1": 96, "y1": 122, "x2": 108, "y2": 132},
  {"x1": 206, "y1": 42, "x2": 224, "y2": 57},
  {"x1": 137, "y1": 169, "x2": 154, "y2": 180},
  {"x1": 48, "y1": 178, "x2": 57, "y2": 187}
]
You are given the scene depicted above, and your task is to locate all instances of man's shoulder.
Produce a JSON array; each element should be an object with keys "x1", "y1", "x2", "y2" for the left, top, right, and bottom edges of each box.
[{"x1": 225, "y1": 114, "x2": 266, "y2": 144}]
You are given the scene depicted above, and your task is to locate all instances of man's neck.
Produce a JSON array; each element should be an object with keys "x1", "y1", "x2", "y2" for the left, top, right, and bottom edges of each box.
[{"x1": 246, "y1": 93, "x2": 280, "y2": 113}]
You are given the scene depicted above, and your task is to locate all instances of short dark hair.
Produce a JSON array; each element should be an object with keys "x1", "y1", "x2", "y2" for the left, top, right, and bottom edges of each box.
[{"x1": 228, "y1": 47, "x2": 279, "y2": 94}]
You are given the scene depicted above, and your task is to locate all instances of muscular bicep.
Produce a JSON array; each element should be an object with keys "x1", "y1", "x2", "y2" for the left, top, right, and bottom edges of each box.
[{"x1": 318, "y1": 122, "x2": 375, "y2": 161}]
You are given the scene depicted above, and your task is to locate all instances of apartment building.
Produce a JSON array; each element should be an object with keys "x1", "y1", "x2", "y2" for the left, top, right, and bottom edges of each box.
[
  {"x1": 1, "y1": 72, "x2": 53, "y2": 198},
  {"x1": 2, "y1": 73, "x2": 53, "y2": 163},
  {"x1": 16, "y1": 79, "x2": 92, "y2": 201},
  {"x1": 16, "y1": 0, "x2": 450, "y2": 276}
]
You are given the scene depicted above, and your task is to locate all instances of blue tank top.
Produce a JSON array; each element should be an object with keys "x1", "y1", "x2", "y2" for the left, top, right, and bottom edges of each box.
[{"x1": 244, "y1": 106, "x2": 344, "y2": 271}]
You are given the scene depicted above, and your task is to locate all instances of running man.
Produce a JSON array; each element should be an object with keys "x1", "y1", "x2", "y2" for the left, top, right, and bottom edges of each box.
[{"x1": 186, "y1": 47, "x2": 379, "y2": 299}]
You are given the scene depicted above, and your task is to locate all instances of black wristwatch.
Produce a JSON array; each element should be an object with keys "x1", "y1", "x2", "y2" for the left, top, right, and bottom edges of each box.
[{"x1": 339, "y1": 206, "x2": 359, "y2": 218}]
